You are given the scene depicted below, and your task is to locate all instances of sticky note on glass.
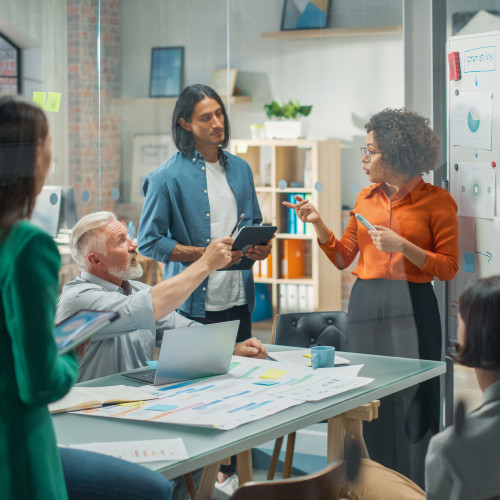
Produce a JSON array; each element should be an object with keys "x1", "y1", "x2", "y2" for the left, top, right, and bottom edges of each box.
[
  {"x1": 464, "y1": 252, "x2": 475, "y2": 273},
  {"x1": 45, "y1": 92, "x2": 61, "y2": 112},
  {"x1": 260, "y1": 368, "x2": 286, "y2": 380},
  {"x1": 33, "y1": 92, "x2": 47, "y2": 110}
]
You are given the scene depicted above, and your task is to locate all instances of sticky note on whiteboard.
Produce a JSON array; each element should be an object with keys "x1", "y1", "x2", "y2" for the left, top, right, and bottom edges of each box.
[{"x1": 464, "y1": 252, "x2": 475, "y2": 273}]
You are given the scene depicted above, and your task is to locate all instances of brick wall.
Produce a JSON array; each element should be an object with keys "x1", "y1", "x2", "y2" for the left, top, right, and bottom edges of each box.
[
  {"x1": 341, "y1": 209, "x2": 359, "y2": 313},
  {"x1": 67, "y1": 0, "x2": 122, "y2": 215}
]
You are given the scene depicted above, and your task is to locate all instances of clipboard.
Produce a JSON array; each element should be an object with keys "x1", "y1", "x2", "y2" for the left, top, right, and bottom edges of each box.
[{"x1": 224, "y1": 225, "x2": 277, "y2": 271}]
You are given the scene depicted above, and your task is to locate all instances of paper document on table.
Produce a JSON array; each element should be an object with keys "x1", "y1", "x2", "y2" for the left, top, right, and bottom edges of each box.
[
  {"x1": 72, "y1": 357, "x2": 372, "y2": 430},
  {"x1": 69, "y1": 438, "x2": 188, "y2": 463},
  {"x1": 269, "y1": 348, "x2": 350, "y2": 366}
]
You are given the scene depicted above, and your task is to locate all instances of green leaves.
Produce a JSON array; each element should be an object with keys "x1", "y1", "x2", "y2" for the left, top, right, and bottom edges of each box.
[{"x1": 264, "y1": 99, "x2": 312, "y2": 119}]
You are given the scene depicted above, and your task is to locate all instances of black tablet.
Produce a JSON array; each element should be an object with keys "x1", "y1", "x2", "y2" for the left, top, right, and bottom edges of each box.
[
  {"x1": 225, "y1": 225, "x2": 277, "y2": 271},
  {"x1": 55, "y1": 309, "x2": 120, "y2": 355}
]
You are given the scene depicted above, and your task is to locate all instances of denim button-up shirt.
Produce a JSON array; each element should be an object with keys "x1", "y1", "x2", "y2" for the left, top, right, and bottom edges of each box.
[{"x1": 138, "y1": 149, "x2": 262, "y2": 317}]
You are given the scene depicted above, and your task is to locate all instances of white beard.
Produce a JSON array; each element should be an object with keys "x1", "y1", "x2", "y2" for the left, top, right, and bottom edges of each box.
[{"x1": 110, "y1": 261, "x2": 144, "y2": 281}]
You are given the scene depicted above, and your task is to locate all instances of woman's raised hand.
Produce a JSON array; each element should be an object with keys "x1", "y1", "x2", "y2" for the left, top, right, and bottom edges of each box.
[{"x1": 282, "y1": 195, "x2": 321, "y2": 224}]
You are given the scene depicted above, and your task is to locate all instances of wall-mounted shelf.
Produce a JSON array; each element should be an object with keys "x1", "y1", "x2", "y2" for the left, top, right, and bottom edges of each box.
[
  {"x1": 115, "y1": 95, "x2": 251, "y2": 106},
  {"x1": 261, "y1": 25, "x2": 402, "y2": 40}
]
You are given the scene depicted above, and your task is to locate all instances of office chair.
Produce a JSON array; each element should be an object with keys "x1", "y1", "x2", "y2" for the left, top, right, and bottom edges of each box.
[
  {"x1": 229, "y1": 460, "x2": 347, "y2": 500},
  {"x1": 268, "y1": 311, "x2": 348, "y2": 480}
]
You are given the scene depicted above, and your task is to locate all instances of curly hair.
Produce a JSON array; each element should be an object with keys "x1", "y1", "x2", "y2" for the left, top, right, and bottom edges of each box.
[{"x1": 364, "y1": 108, "x2": 439, "y2": 177}]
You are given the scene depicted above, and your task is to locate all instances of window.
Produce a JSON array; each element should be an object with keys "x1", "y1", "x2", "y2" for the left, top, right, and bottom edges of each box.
[{"x1": 0, "y1": 34, "x2": 20, "y2": 95}]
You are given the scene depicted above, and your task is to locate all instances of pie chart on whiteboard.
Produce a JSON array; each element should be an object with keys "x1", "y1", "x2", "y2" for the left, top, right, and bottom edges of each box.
[{"x1": 467, "y1": 107, "x2": 481, "y2": 133}]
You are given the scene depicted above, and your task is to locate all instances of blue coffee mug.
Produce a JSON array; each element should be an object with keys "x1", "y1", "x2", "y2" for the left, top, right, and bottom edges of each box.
[{"x1": 311, "y1": 345, "x2": 335, "y2": 369}]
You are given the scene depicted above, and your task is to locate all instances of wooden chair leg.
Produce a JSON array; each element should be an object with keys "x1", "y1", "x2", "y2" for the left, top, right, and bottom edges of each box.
[
  {"x1": 283, "y1": 431, "x2": 296, "y2": 479},
  {"x1": 183, "y1": 473, "x2": 197, "y2": 500},
  {"x1": 236, "y1": 449, "x2": 253, "y2": 485},
  {"x1": 267, "y1": 435, "x2": 284, "y2": 480},
  {"x1": 195, "y1": 461, "x2": 222, "y2": 500}
]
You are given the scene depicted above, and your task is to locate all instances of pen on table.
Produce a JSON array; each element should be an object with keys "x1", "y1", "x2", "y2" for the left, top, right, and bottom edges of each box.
[{"x1": 229, "y1": 212, "x2": 245, "y2": 237}]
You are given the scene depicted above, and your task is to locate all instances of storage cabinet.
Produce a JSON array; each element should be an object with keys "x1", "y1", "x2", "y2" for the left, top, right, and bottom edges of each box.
[{"x1": 229, "y1": 139, "x2": 342, "y2": 314}]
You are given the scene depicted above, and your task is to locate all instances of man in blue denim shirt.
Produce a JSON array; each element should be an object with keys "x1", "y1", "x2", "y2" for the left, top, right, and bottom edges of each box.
[
  {"x1": 138, "y1": 84, "x2": 271, "y2": 344},
  {"x1": 138, "y1": 85, "x2": 271, "y2": 493}
]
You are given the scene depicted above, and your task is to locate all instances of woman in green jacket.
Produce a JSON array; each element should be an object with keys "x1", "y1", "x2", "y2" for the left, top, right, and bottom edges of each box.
[{"x1": 0, "y1": 98, "x2": 172, "y2": 499}]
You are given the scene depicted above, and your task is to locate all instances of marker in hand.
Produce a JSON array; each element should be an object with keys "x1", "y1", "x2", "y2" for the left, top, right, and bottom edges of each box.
[
  {"x1": 355, "y1": 213, "x2": 377, "y2": 231},
  {"x1": 229, "y1": 213, "x2": 245, "y2": 237}
]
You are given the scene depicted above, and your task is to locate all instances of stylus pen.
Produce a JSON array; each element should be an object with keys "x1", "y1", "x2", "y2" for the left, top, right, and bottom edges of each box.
[{"x1": 229, "y1": 212, "x2": 245, "y2": 237}]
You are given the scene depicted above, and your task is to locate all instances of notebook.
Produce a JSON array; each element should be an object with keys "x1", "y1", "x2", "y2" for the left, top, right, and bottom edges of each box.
[{"x1": 121, "y1": 320, "x2": 240, "y2": 385}]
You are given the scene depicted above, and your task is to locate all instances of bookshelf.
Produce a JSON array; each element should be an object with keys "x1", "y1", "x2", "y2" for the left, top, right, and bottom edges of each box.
[{"x1": 229, "y1": 139, "x2": 342, "y2": 314}]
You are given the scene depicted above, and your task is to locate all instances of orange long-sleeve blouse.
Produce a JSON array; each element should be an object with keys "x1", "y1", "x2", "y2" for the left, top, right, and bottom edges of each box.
[{"x1": 318, "y1": 176, "x2": 459, "y2": 283}]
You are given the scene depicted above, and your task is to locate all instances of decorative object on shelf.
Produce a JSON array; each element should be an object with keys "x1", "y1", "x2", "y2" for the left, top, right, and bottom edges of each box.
[
  {"x1": 263, "y1": 99, "x2": 312, "y2": 139},
  {"x1": 209, "y1": 68, "x2": 237, "y2": 97},
  {"x1": 281, "y1": 0, "x2": 330, "y2": 31},
  {"x1": 250, "y1": 124, "x2": 265, "y2": 139},
  {"x1": 149, "y1": 46, "x2": 184, "y2": 98}
]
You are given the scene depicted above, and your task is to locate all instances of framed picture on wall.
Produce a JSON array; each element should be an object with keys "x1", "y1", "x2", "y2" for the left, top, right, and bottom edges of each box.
[
  {"x1": 281, "y1": 0, "x2": 330, "y2": 31},
  {"x1": 149, "y1": 46, "x2": 184, "y2": 98},
  {"x1": 130, "y1": 135, "x2": 176, "y2": 204}
]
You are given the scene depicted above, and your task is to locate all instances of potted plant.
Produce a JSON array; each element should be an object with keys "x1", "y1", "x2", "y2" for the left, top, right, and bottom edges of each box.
[{"x1": 263, "y1": 99, "x2": 313, "y2": 139}]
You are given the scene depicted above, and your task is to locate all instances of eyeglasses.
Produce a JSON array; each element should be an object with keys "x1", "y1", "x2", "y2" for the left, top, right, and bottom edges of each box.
[{"x1": 360, "y1": 146, "x2": 381, "y2": 163}]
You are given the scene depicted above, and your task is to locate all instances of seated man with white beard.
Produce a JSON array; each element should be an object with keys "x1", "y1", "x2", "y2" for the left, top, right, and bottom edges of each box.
[{"x1": 57, "y1": 211, "x2": 267, "y2": 382}]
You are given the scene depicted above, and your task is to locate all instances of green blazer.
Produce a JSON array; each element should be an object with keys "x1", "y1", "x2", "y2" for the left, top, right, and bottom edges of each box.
[{"x1": 0, "y1": 221, "x2": 79, "y2": 500}]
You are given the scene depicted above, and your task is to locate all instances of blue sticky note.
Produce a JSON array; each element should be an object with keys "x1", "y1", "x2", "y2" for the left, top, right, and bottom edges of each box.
[
  {"x1": 464, "y1": 252, "x2": 475, "y2": 273},
  {"x1": 253, "y1": 379, "x2": 280, "y2": 386},
  {"x1": 146, "y1": 360, "x2": 157, "y2": 369},
  {"x1": 147, "y1": 404, "x2": 178, "y2": 412}
]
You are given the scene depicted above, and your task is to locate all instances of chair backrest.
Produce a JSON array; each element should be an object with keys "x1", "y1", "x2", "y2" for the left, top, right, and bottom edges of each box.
[
  {"x1": 272, "y1": 311, "x2": 348, "y2": 351},
  {"x1": 229, "y1": 460, "x2": 346, "y2": 500}
]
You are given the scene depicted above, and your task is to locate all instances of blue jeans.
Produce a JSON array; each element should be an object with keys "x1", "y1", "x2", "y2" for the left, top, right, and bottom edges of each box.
[{"x1": 59, "y1": 447, "x2": 172, "y2": 500}]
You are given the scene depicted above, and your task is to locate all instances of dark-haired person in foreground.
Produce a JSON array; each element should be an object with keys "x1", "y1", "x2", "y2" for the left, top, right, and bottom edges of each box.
[
  {"x1": 0, "y1": 97, "x2": 171, "y2": 499},
  {"x1": 337, "y1": 277, "x2": 500, "y2": 499},
  {"x1": 284, "y1": 108, "x2": 459, "y2": 486},
  {"x1": 137, "y1": 84, "x2": 272, "y2": 494},
  {"x1": 425, "y1": 275, "x2": 500, "y2": 499}
]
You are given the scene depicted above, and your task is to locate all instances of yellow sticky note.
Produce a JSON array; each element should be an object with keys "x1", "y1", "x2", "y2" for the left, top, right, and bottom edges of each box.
[
  {"x1": 117, "y1": 401, "x2": 148, "y2": 408},
  {"x1": 235, "y1": 143, "x2": 248, "y2": 154},
  {"x1": 32, "y1": 92, "x2": 47, "y2": 110},
  {"x1": 45, "y1": 92, "x2": 61, "y2": 112},
  {"x1": 260, "y1": 368, "x2": 287, "y2": 380}
]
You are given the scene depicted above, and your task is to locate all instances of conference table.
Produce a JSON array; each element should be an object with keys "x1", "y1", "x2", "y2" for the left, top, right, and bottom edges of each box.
[{"x1": 53, "y1": 347, "x2": 445, "y2": 499}]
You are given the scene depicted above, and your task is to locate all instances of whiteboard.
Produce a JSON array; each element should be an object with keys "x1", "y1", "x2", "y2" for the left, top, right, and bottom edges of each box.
[{"x1": 448, "y1": 31, "x2": 500, "y2": 340}]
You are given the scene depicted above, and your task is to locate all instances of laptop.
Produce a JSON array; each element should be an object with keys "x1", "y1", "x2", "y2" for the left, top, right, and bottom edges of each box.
[{"x1": 121, "y1": 320, "x2": 240, "y2": 385}]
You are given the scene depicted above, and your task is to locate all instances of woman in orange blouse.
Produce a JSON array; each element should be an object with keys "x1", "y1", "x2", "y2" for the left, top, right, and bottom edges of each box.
[{"x1": 284, "y1": 108, "x2": 458, "y2": 487}]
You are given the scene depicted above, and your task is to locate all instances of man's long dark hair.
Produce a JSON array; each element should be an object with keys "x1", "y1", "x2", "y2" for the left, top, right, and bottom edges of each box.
[{"x1": 172, "y1": 84, "x2": 230, "y2": 155}]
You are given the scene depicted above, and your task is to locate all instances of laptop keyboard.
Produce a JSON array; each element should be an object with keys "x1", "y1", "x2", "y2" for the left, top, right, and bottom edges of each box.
[{"x1": 121, "y1": 369, "x2": 155, "y2": 384}]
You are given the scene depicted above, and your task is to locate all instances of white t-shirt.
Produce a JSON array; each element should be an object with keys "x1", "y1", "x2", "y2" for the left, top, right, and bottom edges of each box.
[{"x1": 205, "y1": 160, "x2": 246, "y2": 311}]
